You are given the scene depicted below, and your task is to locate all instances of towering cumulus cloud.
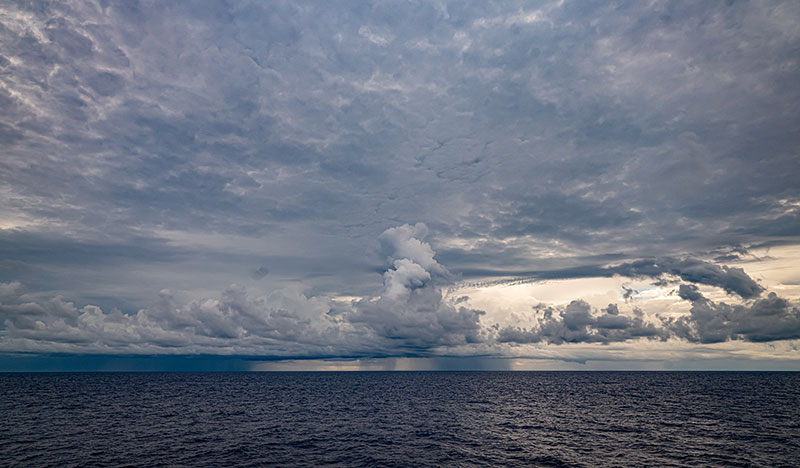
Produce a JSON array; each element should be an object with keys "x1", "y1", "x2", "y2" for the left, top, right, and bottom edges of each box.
[{"x1": 352, "y1": 224, "x2": 485, "y2": 351}]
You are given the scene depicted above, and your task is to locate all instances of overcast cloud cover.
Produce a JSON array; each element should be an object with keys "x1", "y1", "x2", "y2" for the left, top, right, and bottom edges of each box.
[{"x1": 1, "y1": 0, "x2": 799, "y2": 370}]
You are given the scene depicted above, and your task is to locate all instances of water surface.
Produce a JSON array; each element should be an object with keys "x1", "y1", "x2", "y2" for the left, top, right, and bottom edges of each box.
[{"x1": 1, "y1": 371, "x2": 798, "y2": 467}]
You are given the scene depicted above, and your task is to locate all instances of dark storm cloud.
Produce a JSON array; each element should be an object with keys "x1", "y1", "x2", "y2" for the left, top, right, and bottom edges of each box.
[
  {"x1": 605, "y1": 258, "x2": 764, "y2": 299},
  {"x1": 668, "y1": 285, "x2": 800, "y2": 343},
  {"x1": 455, "y1": 257, "x2": 764, "y2": 299}
]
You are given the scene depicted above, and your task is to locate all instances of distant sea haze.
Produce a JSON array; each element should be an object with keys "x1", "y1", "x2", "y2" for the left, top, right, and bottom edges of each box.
[{"x1": 1, "y1": 371, "x2": 798, "y2": 467}]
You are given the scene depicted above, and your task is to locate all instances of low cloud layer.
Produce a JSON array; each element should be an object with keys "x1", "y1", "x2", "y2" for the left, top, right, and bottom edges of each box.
[
  {"x1": 2, "y1": 225, "x2": 798, "y2": 360},
  {"x1": 0, "y1": 225, "x2": 485, "y2": 356},
  {"x1": 0, "y1": 285, "x2": 348, "y2": 356},
  {"x1": 496, "y1": 280, "x2": 800, "y2": 347}
]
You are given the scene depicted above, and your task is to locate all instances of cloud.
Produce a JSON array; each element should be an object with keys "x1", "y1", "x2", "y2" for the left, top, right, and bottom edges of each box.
[
  {"x1": 352, "y1": 224, "x2": 485, "y2": 350},
  {"x1": 498, "y1": 282, "x2": 800, "y2": 346},
  {"x1": 377, "y1": 223, "x2": 449, "y2": 277},
  {"x1": 358, "y1": 26, "x2": 394, "y2": 46},
  {"x1": 457, "y1": 256, "x2": 765, "y2": 299},
  {"x1": 0, "y1": 224, "x2": 798, "y2": 360},
  {"x1": 0, "y1": 224, "x2": 484, "y2": 355},
  {"x1": 0, "y1": 285, "x2": 354, "y2": 356},
  {"x1": 0, "y1": 1, "x2": 799, "y2": 366},
  {"x1": 498, "y1": 301, "x2": 668, "y2": 345},
  {"x1": 605, "y1": 258, "x2": 765, "y2": 299},
  {"x1": 0, "y1": 281, "x2": 22, "y2": 300},
  {"x1": 3, "y1": 1, "x2": 798, "y2": 263},
  {"x1": 250, "y1": 265, "x2": 270, "y2": 280},
  {"x1": 669, "y1": 285, "x2": 800, "y2": 343}
]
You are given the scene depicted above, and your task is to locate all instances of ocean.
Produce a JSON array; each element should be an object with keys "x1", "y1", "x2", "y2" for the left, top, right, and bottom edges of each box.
[{"x1": 1, "y1": 371, "x2": 798, "y2": 467}]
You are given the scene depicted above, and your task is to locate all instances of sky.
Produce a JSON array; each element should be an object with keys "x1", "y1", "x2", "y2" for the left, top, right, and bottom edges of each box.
[{"x1": 1, "y1": 0, "x2": 799, "y2": 371}]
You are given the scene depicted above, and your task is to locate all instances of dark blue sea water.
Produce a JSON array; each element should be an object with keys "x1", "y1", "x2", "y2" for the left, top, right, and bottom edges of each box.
[{"x1": 1, "y1": 372, "x2": 798, "y2": 467}]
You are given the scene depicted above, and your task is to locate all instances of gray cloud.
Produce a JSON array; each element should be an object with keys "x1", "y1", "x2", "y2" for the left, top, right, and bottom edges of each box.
[
  {"x1": 0, "y1": 224, "x2": 484, "y2": 356},
  {"x1": 1, "y1": 225, "x2": 798, "y2": 359},
  {"x1": 3, "y1": 1, "x2": 798, "y2": 249},
  {"x1": 250, "y1": 266, "x2": 270, "y2": 280},
  {"x1": 498, "y1": 302, "x2": 668, "y2": 346},
  {"x1": 0, "y1": 281, "x2": 22, "y2": 300},
  {"x1": 1, "y1": 1, "x2": 799, "y2": 363},
  {"x1": 0, "y1": 285, "x2": 356, "y2": 356},
  {"x1": 669, "y1": 285, "x2": 800, "y2": 343},
  {"x1": 498, "y1": 285, "x2": 800, "y2": 346},
  {"x1": 457, "y1": 257, "x2": 765, "y2": 299},
  {"x1": 605, "y1": 258, "x2": 765, "y2": 299},
  {"x1": 352, "y1": 224, "x2": 485, "y2": 350}
]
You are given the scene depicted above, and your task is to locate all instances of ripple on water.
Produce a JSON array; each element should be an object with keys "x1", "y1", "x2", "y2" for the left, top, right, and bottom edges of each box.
[{"x1": 1, "y1": 372, "x2": 799, "y2": 467}]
